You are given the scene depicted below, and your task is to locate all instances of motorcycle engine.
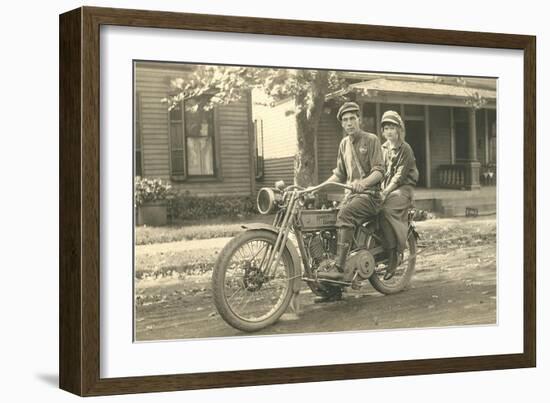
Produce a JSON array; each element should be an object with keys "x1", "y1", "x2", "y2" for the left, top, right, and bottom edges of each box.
[{"x1": 306, "y1": 231, "x2": 336, "y2": 264}]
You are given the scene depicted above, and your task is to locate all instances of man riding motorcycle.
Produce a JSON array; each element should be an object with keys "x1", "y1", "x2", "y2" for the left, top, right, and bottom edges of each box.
[{"x1": 315, "y1": 102, "x2": 398, "y2": 299}]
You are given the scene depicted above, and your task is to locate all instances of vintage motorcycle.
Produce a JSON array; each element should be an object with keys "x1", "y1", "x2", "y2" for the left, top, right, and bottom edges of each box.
[{"x1": 212, "y1": 181, "x2": 419, "y2": 332}]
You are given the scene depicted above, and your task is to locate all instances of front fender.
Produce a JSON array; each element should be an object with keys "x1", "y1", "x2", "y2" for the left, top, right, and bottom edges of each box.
[{"x1": 241, "y1": 223, "x2": 302, "y2": 291}]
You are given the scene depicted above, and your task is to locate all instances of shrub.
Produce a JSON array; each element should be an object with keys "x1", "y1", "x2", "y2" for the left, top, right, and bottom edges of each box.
[{"x1": 169, "y1": 191, "x2": 257, "y2": 221}]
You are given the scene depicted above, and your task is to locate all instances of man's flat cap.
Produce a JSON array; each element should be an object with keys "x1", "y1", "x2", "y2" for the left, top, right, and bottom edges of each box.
[{"x1": 337, "y1": 102, "x2": 360, "y2": 121}]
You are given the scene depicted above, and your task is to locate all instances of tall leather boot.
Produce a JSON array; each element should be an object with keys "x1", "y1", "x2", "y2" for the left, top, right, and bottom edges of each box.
[
  {"x1": 317, "y1": 227, "x2": 354, "y2": 281},
  {"x1": 335, "y1": 227, "x2": 354, "y2": 272},
  {"x1": 314, "y1": 227, "x2": 354, "y2": 303}
]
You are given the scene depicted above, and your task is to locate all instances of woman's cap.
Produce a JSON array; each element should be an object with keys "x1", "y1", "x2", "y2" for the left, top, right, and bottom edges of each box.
[{"x1": 381, "y1": 110, "x2": 403, "y2": 127}]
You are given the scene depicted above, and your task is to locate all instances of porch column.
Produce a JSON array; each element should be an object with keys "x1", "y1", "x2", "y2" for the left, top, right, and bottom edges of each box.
[
  {"x1": 484, "y1": 109, "x2": 489, "y2": 164},
  {"x1": 376, "y1": 103, "x2": 381, "y2": 136},
  {"x1": 424, "y1": 106, "x2": 431, "y2": 188},
  {"x1": 450, "y1": 108, "x2": 455, "y2": 164},
  {"x1": 468, "y1": 108, "x2": 478, "y2": 161},
  {"x1": 464, "y1": 108, "x2": 481, "y2": 190}
]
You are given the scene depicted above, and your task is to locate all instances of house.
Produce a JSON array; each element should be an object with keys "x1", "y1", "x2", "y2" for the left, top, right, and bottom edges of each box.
[
  {"x1": 253, "y1": 73, "x2": 497, "y2": 215},
  {"x1": 135, "y1": 63, "x2": 497, "y2": 216},
  {"x1": 134, "y1": 61, "x2": 256, "y2": 198}
]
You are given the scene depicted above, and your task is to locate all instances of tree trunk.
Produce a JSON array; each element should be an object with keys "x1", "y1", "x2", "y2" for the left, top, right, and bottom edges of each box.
[{"x1": 294, "y1": 71, "x2": 330, "y2": 187}]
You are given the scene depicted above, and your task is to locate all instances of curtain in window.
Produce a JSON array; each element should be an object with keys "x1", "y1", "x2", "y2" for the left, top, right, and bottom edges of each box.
[
  {"x1": 187, "y1": 136, "x2": 214, "y2": 175},
  {"x1": 185, "y1": 100, "x2": 214, "y2": 176}
]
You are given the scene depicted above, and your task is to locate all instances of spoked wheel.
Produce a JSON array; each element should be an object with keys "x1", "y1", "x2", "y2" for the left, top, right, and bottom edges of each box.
[
  {"x1": 369, "y1": 231, "x2": 417, "y2": 295},
  {"x1": 212, "y1": 230, "x2": 295, "y2": 332}
]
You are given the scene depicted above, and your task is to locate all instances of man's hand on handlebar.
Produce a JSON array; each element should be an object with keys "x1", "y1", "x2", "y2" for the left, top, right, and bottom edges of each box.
[{"x1": 350, "y1": 180, "x2": 366, "y2": 194}]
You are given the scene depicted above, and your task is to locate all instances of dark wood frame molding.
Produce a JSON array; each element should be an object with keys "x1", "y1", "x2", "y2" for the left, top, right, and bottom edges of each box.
[{"x1": 59, "y1": 6, "x2": 536, "y2": 396}]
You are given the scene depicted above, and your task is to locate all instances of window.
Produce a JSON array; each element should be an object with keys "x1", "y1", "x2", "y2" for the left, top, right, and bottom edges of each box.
[
  {"x1": 254, "y1": 119, "x2": 264, "y2": 179},
  {"x1": 135, "y1": 93, "x2": 143, "y2": 177},
  {"x1": 169, "y1": 98, "x2": 216, "y2": 180}
]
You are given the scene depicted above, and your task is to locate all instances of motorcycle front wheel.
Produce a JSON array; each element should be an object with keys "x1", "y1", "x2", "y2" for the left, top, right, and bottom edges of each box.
[
  {"x1": 369, "y1": 231, "x2": 417, "y2": 295},
  {"x1": 212, "y1": 229, "x2": 295, "y2": 332}
]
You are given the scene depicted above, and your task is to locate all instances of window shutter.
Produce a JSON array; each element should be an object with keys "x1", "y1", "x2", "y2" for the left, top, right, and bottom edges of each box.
[
  {"x1": 135, "y1": 92, "x2": 143, "y2": 177},
  {"x1": 169, "y1": 100, "x2": 187, "y2": 180}
]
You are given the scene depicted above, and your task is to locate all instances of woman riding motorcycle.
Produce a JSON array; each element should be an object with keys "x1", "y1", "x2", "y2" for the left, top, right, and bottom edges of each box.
[{"x1": 379, "y1": 110, "x2": 419, "y2": 280}]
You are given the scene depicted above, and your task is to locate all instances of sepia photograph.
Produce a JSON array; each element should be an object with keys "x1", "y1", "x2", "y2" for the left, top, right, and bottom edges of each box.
[{"x1": 133, "y1": 61, "x2": 497, "y2": 341}]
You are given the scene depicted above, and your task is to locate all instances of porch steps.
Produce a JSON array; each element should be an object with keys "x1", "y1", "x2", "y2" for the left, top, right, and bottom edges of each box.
[{"x1": 415, "y1": 187, "x2": 496, "y2": 217}]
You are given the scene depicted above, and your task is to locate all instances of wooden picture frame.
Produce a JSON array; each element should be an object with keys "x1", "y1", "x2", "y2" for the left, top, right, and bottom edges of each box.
[{"x1": 59, "y1": 6, "x2": 536, "y2": 396}]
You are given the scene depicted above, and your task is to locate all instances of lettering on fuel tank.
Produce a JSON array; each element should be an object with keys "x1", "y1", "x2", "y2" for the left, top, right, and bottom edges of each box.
[
  {"x1": 318, "y1": 216, "x2": 336, "y2": 225},
  {"x1": 301, "y1": 214, "x2": 336, "y2": 226}
]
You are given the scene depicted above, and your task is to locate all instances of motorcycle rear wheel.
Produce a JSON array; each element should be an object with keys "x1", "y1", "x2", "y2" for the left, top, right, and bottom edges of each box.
[
  {"x1": 369, "y1": 231, "x2": 417, "y2": 295},
  {"x1": 212, "y1": 230, "x2": 295, "y2": 332}
]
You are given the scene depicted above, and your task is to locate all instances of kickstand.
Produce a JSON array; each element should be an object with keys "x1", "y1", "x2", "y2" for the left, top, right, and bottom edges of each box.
[{"x1": 289, "y1": 290, "x2": 301, "y2": 315}]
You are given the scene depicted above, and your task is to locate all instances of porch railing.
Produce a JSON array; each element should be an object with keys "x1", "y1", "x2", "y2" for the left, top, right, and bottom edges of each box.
[
  {"x1": 438, "y1": 162, "x2": 483, "y2": 190},
  {"x1": 438, "y1": 164, "x2": 466, "y2": 189}
]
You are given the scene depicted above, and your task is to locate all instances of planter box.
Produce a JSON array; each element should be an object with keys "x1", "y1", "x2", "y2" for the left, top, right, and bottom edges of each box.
[{"x1": 137, "y1": 201, "x2": 168, "y2": 226}]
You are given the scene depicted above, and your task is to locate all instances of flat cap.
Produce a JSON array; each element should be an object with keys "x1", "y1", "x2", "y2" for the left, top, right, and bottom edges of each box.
[
  {"x1": 381, "y1": 110, "x2": 404, "y2": 127},
  {"x1": 337, "y1": 102, "x2": 360, "y2": 121}
]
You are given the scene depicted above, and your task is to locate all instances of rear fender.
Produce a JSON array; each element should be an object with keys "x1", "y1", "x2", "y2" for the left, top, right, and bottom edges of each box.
[{"x1": 241, "y1": 223, "x2": 302, "y2": 291}]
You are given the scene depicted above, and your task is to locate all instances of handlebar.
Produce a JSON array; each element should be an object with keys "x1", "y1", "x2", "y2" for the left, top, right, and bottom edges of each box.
[{"x1": 296, "y1": 182, "x2": 352, "y2": 195}]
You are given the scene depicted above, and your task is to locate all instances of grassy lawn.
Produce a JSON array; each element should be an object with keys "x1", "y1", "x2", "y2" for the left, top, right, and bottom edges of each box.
[
  {"x1": 135, "y1": 212, "x2": 497, "y2": 246},
  {"x1": 135, "y1": 214, "x2": 274, "y2": 245},
  {"x1": 135, "y1": 216, "x2": 496, "y2": 280}
]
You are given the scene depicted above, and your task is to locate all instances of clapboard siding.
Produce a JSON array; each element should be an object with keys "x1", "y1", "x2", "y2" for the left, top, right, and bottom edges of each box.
[
  {"x1": 135, "y1": 63, "x2": 253, "y2": 196},
  {"x1": 252, "y1": 105, "x2": 342, "y2": 188},
  {"x1": 135, "y1": 67, "x2": 171, "y2": 181},
  {"x1": 252, "y1": 98, "x2": 297, "y2": 159},
  {"x1": 256, "y1": 157, "x2": 295, "y2": 192},
  {"x1": 429, "y1": 106, "x2": 452, "y2": 186}
]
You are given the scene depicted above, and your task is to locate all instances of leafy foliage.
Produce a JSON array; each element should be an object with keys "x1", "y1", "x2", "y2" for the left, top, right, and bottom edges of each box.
[
  {"x1": 163, "y1": 66, "x2": 349, "y2": 114},
  {"x1": 134, "y1": 177, "x2": 174, "y2": 206}
]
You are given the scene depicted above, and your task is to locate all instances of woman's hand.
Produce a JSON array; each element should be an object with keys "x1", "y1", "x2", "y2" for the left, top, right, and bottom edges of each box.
[{"x1": 381, "y1": 182, "x2": 397, "y2": 200}]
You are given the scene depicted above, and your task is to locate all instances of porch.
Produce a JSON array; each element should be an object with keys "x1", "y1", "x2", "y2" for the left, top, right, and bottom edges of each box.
[{"x1": 324, "y1": 76, "x2": 498, "y2": 191}]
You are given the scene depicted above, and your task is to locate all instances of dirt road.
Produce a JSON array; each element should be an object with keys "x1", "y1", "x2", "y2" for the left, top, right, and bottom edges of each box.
[{"x1": 135, "y1": 217, "x2": 496, "y2": 341}]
